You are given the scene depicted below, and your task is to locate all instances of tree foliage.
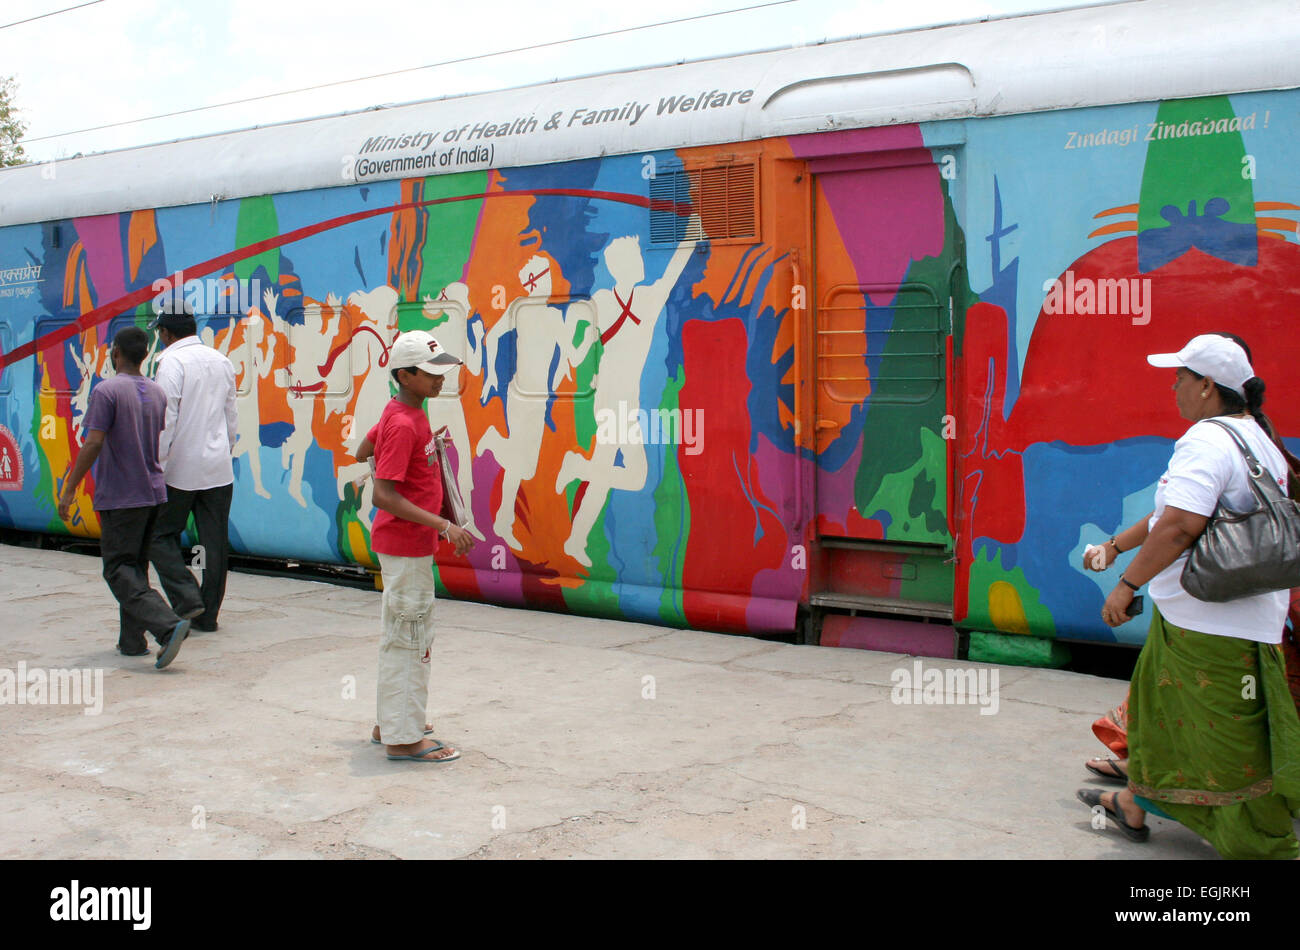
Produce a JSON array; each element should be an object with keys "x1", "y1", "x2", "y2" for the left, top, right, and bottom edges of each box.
[{"x1": 1, "y1": 76, "x2": 28, "y2": 167}]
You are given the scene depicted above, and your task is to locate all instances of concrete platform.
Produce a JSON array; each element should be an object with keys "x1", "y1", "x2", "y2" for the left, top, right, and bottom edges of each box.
[{"x1": 0, "y1": 542, "x2": 1236, "y2": 859}]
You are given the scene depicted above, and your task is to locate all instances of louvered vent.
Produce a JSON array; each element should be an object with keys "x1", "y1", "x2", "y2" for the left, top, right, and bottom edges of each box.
[{"x1": 649, "y1": 164, "x2": 757, "y2": 244}]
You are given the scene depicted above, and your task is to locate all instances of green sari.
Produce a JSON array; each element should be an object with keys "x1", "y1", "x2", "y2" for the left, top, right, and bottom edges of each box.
[{"x1": 1128, "y1": 606, "x2": 1300, "y2": 859}]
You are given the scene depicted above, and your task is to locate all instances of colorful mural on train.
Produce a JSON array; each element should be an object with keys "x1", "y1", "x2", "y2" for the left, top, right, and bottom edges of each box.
[{"x1": 1, "y1": 86, "x2": 1297, "y2": 652}]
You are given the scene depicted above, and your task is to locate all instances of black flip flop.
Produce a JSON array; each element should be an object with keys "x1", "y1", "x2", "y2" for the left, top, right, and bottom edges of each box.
[
  {"x1": 1085, "y1": 758, "x2": 1128, "y2": 783},
  {"x1": 1076, "y1": 788, "x2": 1149, "y2": 842}
]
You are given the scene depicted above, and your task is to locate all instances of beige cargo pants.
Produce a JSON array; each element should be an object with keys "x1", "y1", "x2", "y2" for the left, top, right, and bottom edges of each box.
[{"x1": 375, "y1": 553, "x2": 436, "y2": 745}]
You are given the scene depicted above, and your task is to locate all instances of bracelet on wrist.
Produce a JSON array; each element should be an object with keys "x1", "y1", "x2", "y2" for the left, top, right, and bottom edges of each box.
[
  {"x1": 1108, "y1": 536, "x2": 1124, "y2": 554},
  {"x1": 1120, "y1": 576, "x2": 1140, "y2": 591}
]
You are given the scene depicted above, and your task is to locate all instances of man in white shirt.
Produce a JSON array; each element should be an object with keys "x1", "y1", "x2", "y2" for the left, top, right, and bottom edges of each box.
[{"x1": 148, "y1": 300, "x2": 238, "y2": 632}]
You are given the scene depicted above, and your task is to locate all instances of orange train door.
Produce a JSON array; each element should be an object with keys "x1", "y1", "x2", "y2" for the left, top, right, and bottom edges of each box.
[{"x1": 807, "y1": 150, "x2": 957, "y2": 633}]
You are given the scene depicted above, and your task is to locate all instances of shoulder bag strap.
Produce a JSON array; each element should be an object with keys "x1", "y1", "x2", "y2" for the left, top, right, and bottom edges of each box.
[{"x1": 1202, "y1": 418, "x2": 1284, "y2": 504}]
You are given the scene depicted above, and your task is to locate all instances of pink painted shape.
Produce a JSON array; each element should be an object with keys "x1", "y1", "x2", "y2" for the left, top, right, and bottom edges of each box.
[
  {"x1": 789, "y1": 126, "x2": 927, "y2": 160},
  {"x1": 73, "y1": 216, "x2": 127, "y2": 306},
  {"x1": 814, "y1": 433, "x2": 863, "y2": 532},
  {"x1": 790, "y1": 127, "x2": 944, "y2": 306},
  {"x1": 745, "y1": 432, "x2": 805, "y2": 629}
]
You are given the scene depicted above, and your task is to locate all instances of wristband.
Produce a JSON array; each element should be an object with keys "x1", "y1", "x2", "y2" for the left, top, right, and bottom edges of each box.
[
  {"x1": 1108, "y1": 536, "x2": 1124, "y2": 554},
  {"x1": 1120, "y1": 576, "x2": 1140, "y2": 591}
]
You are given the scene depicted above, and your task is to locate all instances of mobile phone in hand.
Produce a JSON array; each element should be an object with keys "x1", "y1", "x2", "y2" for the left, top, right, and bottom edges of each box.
[{"x1": 1125, "y1": 595, "x2": 1144, "y2": 618}]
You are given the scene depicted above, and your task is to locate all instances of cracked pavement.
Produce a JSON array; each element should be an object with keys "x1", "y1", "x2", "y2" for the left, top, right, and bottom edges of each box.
[{"x1": 0, "y1": 543, "x2": 1225, "y2": 859}]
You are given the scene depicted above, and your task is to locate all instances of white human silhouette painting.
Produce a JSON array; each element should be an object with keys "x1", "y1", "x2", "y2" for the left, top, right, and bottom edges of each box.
[
  {"x1": 1, "y1": 446, "x2": 11, "y2": 481},
  {"x1": 67, "y1": 339, "x2": 110, "y2": 445},
  {"x1": 335, "y1": 285, "x2": 400, "y2": 526},
  {"x1": 277, "y1": 290, "x2": 344, "y2": 507},
  {"x1": 476, "y1": 255, "x2": 597, "y2": 550},
  {"x1": 554, "y1": 235, "x2": 695, "y2": 567},
  {"x1": 226, "y1": 305, "x2": 277, "y2": 499}
]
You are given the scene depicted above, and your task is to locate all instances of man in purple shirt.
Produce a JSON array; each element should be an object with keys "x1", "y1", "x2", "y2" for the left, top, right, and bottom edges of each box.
[{"x1": 58, "y1": 327, "x2": 193, "y2": 669}]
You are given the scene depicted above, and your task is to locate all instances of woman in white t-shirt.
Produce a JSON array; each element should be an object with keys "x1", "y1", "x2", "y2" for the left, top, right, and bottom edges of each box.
[{"x1": 1075, "y1": 333, "x2": 1300, "y2": 858}]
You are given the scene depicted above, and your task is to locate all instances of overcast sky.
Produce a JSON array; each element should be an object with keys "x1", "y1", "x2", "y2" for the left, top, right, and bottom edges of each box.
[{"x1": 4, "y1": 0, "x2": 1114, "y2": 164}]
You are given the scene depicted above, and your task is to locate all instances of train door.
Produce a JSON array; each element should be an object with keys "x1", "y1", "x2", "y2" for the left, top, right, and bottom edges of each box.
[{"x1": 808, "y1": 150, "x2": 957, "y2": 636}]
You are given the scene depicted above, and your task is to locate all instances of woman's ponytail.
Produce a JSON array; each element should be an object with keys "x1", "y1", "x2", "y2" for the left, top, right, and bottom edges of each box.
[{"x1": 1243, "y1": 377, "x2": 1266, "y2": 416}]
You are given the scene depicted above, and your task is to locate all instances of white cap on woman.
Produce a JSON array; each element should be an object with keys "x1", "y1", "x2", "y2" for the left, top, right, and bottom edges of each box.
[{"x1": 1146, "y1": 335, "x2": 1254, "y2": 396}]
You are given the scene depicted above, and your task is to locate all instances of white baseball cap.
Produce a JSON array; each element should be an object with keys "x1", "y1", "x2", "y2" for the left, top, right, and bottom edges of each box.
[
  {"x1": 1146, "y1": 334, "x2": 1253, "y2": 396},
  {"x1": 388, "y1": 330, "x2": 461, "y2": 375}
]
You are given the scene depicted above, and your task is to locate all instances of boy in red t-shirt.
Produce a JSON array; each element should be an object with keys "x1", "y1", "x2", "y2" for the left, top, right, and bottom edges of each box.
[{"x1": 361, "y1": 330, "x2": 473, "y2": 761}]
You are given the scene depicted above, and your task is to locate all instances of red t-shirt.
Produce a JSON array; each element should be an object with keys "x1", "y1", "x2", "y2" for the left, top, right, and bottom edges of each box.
[{"x1": 367, "y1": 399, "x2": 444, "y2": 557}]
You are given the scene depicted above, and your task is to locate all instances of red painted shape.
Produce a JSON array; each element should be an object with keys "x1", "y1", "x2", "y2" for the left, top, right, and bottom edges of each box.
[
  {"x1": 319, "y1": 324, "x2": 391, "y2": 376},
  {"x1": 1005, "y1": 237, "x2": 1300, "y2": 447},
  {"x1": 600, "y1": 288, "x2": 641, "y2": 345},
  {"x1": 820, "y1": 614, "x2": 956, "y2": 658},
  {"x1": 956, "y1": 301, "x2": 1025, "y2": 547},
  {"x1": 0, "y1": 425, "x2": 23, "y2": 491},
  {"x1": 679, "y1": 317, "x2": 788, "y2": 631}
]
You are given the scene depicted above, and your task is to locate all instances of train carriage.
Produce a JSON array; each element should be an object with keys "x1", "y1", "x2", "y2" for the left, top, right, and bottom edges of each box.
[{"x1": 1, "y1": 0, "x2": 1297, "y2": 665}]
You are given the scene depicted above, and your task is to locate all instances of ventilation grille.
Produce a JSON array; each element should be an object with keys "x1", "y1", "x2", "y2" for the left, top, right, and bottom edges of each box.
[{"x1": 650, "y1": 164, "x2": 757, "y2": 244}]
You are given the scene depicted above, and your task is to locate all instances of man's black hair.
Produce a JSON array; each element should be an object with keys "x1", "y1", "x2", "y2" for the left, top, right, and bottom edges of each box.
[
  {"x1": 153, "y1": 297, "x2": 198, "y2": 339},
  {"x1": 113, "y1": 326, "x2": 149, "y2": 366}
]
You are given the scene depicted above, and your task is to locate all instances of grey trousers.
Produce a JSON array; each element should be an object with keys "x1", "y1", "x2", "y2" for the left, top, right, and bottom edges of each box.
[{"x1": 99, "y1": 504, "x2": 183, "y2": 654}]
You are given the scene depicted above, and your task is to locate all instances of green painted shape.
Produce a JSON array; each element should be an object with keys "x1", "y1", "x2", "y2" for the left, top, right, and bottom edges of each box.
[
  {"x1": 334, "y1": 481, "x2": 371, "y2": 564},
  {"x1": 557, "y1": 477, "x2": 621, "y2": 618},
  {"x1": 1138, "y1": 96, "x2": 1255, "y2": 234},
  {"x1": 31, "y1": 412, "x2": 64, "y2": 534},
  {"x1": 895, "y1": 549, "x2": 955, "y2": 606},
  {"x1": 560, "y1": 507, "x2": 622, "y2": 620},
  {"x1": 653, "y1": 368, "x2": 689, "y2": 626},
  {"x1": 862, "y1": 426, "x2": 948, "y2": 544},
  {"x1": 963, "y1": 547, "x2": 1058, "y2": 639},
  {"x1": 968, "y1": 631, "x2": 1071, "y2": 668},
  {"x1": 234, "y1": 196, "x2": 280, "y2": 283},
  {"x1": 412, "y1": 171, "x2": 488, "y2": 318},
  {"x1": 571, "y1": 335, "x2": 602, "y2": 451},
  {"x1": 853, "y1": 187, "x2": 962, "y2": 545}
]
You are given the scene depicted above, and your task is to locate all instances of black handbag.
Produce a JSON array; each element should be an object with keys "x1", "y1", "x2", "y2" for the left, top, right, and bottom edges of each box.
[{"x1": 1180, "y1": 419, "x2": 1300, "y2": 602}]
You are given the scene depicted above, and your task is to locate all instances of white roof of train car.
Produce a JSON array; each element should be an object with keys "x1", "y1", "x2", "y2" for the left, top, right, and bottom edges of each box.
[{"x1": 1, "y1": 0, "x2": 1296, "y2": 227}]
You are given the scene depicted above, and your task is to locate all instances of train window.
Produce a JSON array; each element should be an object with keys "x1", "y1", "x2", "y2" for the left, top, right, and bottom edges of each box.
[
  {"x1": 282, "y1": 302, "x2": 353, "y2": 398},
  {"x1": 501, "y1": 295, "x2": 597, "y2": 399},
  {"x1": 395, "y1": 299, "x2": 469, "y2": 399},
  {"x1": 818, "y1": 283, "x2": 945, "y2": 406},
  {"x1": 190, "y1": 313, "x2": 254, "y2": 397},
  {"x1": 36, "y1": 320, "x2": 100, "y2": 395},
  {"x1": 650, "y1": 163, "x2": 758, "y2": 245}
]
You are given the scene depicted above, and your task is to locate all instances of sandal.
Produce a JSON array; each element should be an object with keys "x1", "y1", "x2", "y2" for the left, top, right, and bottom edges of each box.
[
  {"x1": 1076, "y1": 788, "x2": 1149, "y2": 842},
  {"x1": 1084, "y1": 757, "x2": 1128, "y2": 783},
  {"x1": 386, "y1": 740, "x2": 460, "y2": 763}
]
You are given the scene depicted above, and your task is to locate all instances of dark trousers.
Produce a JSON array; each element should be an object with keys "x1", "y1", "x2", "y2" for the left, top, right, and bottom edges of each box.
[
  {"x1": 99, "y1": 505, "x2": 183, "y2": 653},
  {"x1": 149, "y1": 482, "x2": 233, "y2": 626}
]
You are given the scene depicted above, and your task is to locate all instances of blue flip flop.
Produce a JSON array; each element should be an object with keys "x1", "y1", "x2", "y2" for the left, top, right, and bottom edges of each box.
[
  {"x1": 155, "y1": 619, "x2": 191, "y2": 670},
  {"x1": 372, "y1": 727, "x2": 434, "y2": 745},
  {"x1": 386, "y1": 740, "x2": 460, "y2": 763}
]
